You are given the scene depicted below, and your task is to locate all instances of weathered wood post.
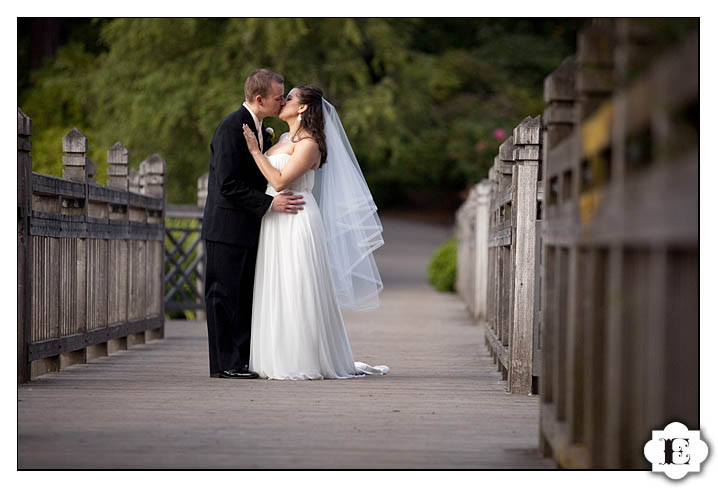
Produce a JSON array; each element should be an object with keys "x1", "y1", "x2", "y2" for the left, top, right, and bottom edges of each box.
[
  {"x1": 473, "y1": 181, "x2": 491, "y2": 322},
  {"x1": 140, "y1": 155, "x2": 166, "y2": 201},
  {"x1": 107, "y1": 143, "x2": 129, "y2": 191},
  {"x1": 105, "y1": 142, "x2": 130, "y2": 356},
  {"x1": 18, "y1": 108, "x2": 33, "y2": 383},
  {"x1": 59, "y1": 128, "x2": 92, "y2": 370},
  {"x1": 539, "y1": 53, "x2": 579, "y2": 459},
  {"x1": 456, "y1": 187, "x2": 478, "y2": 312},
  {"x1": 62, "y1": 128, "x2": 90, "y2": 182},
  {"x1": 128, "y1": 161, "x2": 147, "y2": 347},
  {"x1": 140, "y1": 155, "x2": 166, "y2": 341},
  {"x1": 576, "y1": 22, "x2": 615, "y2": 123},
  {"x1": 467, "y1": 187, "x2": 478, "y2": 314},
  {"x1": 498, "y1": 136, "x2": 514, "y2": 370},
  {"x1": 484, "y1": 138, "x2": 516, "y2": 379},
  {"x1": 576, "y1": 23, "x2": 620, "y2": 469},
  {"x1": 544, "y1": 57, "x2": 577, "y2": 149},
  {"x1": 454, "y1": 202, "x2": 465, "y2": 301},
  {"x1": 62, "y1": 127, "x2": 97, "y2": 183},
  {"x1": 197, "y1": 173, "x2": 208, "y2": 208},
  {"x1": 129, "y1": 169, "x2": 141, "y2": 194},
  {"x1": 485, "y1": 165, "x2": 500, "y2": 364},
  {"x1": 196, "y1": 173, "x2": 209, "y2": 320},
  {"x1": 481, "y1": 115, "x2": 543, "y2": 394},
  {"x1": 508, "y1": 116, "x2": 541, "y2": 394}
]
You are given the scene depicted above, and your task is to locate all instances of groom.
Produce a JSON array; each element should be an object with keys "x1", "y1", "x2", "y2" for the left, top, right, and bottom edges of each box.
[{"x1": 201, "y1": 69, "x2": 305, "y2": 379}]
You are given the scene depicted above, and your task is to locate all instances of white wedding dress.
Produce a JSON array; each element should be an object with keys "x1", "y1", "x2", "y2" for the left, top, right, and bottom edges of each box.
[{"x1": 249, "y1": 153, "x2": 389, "y2": 380}]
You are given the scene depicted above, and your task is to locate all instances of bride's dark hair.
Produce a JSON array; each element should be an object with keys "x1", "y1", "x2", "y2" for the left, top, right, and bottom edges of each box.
[{"x1": 293, "y1": 84, "x2": 327, "y2": 167}]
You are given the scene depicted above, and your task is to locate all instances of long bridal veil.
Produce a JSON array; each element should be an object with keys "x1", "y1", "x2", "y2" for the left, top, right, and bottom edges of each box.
[{"x1": 313, "y1": 99, "x2": 384, "y2": 311}]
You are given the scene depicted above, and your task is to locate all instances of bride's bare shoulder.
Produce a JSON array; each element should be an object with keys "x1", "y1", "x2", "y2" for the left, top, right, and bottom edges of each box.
[
  {"x1": 292, "y1": 137, "x2": 321, "y2": 169},
  {"x1": 296, "y1": 136, "x2": 320, "y2": 151},
  {"x1": 279, "y1": 132, "x2": 291, "y2": 142}
]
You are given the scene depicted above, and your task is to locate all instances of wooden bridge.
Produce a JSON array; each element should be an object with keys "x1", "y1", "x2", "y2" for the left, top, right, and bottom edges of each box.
[
  {"x1": 17, "y1": 20, "x2": 699, "y2": 470},
  {"x1": 18, "y1": 216, "x2": 554, "y2": 469}
]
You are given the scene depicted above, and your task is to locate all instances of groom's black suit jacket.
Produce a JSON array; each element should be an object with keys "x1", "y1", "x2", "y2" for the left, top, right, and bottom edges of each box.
[{"x1": 201, "y1": 106, "x2": 274, "y2": 247}]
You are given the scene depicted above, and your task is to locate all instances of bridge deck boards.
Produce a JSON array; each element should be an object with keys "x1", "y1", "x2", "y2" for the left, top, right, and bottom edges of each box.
[{"x1": 18, "y1": 217, "x2": 554, "y2": 469}]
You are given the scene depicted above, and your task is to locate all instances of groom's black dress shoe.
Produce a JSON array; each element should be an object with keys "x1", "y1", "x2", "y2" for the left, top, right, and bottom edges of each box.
[{"x1": 218, "y1": 367, "x2": 259, "y2": 379}]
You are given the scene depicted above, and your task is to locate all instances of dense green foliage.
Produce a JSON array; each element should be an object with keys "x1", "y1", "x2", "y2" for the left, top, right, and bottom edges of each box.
[
  {"x1": 427, "y1": 237, "x2": 457, "y2": 292},
  {"x1": 19, "y1": 18, "x2": 583, "y2": 207}
]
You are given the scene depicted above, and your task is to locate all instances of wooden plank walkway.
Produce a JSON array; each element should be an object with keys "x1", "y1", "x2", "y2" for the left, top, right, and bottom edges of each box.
[{"x1": 18, "y1": 216, "x2": 555, "y2": 469}]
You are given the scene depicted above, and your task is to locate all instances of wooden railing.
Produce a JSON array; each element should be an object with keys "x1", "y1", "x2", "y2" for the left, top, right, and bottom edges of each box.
[
  {"x1": 493, "y1": 117, "x2": 543, "y2": 395},
  {"x1": 455, "y1": 185, "x2": 477, "y2": 314},
  {"x1": 458, "y1": 116, "x2": 544, "y2": 395},
  {"x1": 17, "y1": 109, "x2": 166, "y2": 382},
  {"x1": 454, "y1": 19, "x2": 698, "y2": 468},
  {"x1": 539, "y1": 23, "x2": 698, "y2": 470}
]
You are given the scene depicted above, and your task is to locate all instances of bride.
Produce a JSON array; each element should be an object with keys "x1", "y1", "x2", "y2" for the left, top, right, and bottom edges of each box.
[{"x1": 242, "y1": 84, "x2": 389, "y2": 380}]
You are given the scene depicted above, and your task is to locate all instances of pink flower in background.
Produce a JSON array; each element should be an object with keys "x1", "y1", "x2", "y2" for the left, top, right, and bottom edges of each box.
[{"x1": 492, "y1": 128, "x2": 507, "y2": 141}]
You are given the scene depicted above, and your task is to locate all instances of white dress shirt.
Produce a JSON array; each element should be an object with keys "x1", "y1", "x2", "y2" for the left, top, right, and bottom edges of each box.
[{"x1": 242, "y1": 102, "x2": 263, "y2": 152}]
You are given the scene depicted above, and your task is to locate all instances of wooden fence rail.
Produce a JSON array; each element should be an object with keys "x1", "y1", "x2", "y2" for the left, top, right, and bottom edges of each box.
[
  {"x1": 539, "y1": 22, "x2": 698, "y2": 470},
  {"x1": 457, "y1": 116, "x2": 543, "y2": 395},
  {"x1": 17, "y1": 108, "x2": 166, "y2": 383},
  {"x1": 455, "y1": 181, "x2": 491, "y2": 321},
  {"x1": 490, "y1": 116, "x2": 543, "y2": 395},
  {"x1": 455, "y1": 185, "x2": 477, "y2": 314},
  {"x1": 454, "y1": 19, "x2": 698, "y2": 468}
]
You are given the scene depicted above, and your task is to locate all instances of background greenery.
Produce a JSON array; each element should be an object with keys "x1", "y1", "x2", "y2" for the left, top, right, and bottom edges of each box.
[
  {"x1": 427, "y1": 237, "x2": 457, "y2": 292},
  {"x1": 18, "y1": 18, "x2": 585, "y2": 211}
]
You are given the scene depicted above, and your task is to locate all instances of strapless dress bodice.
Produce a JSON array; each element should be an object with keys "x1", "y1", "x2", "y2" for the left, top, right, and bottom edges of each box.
[{"x1": 265, "y1": 153, "x2": 314, "y2": 195}]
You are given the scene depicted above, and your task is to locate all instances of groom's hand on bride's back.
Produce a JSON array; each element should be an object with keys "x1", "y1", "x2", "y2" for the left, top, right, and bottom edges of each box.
[{"x1": 272, "y1": 192, "x2": 305, "y2": 214}]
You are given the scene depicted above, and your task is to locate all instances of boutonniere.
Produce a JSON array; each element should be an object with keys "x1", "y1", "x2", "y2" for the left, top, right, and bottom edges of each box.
[{"x1": 265, "y1": 126, "x2": 275, "y2": 143}]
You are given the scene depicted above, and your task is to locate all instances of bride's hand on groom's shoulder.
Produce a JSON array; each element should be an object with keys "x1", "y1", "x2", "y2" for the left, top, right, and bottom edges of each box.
[{"x1": 272, "y1": 192, "x2": 305, "y2": 214}]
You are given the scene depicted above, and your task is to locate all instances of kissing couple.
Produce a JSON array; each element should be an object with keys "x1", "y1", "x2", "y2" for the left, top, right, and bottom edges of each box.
[{"x1": 201, "y1": 69, "x2": 389, "y2": 380}]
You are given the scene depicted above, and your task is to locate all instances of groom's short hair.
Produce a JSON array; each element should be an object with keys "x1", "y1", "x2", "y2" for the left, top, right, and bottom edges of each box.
[{"x1": 245, "y1": 69, "x2": 284, "y2": 101}]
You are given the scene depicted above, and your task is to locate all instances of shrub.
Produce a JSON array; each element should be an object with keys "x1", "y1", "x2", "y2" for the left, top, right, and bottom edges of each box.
[{"x1": 427, "y1": 237, "x2": 457, "y2": 292}]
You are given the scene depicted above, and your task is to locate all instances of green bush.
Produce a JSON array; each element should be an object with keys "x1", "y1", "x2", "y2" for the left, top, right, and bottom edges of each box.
[{"x1": 427, "y1": 237, "x2": 457, "y2": 292}]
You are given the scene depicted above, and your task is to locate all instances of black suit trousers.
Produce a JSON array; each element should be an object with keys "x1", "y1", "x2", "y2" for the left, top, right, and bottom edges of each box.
[{"x1": 204, "y1": 239, "x2": 257, "y2": 376}]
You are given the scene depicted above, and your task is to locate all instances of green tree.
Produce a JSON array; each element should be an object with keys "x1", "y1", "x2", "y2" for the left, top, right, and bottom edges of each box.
[{"x1": 19, "y1": 18, "x2": 584, "y2": 207}]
